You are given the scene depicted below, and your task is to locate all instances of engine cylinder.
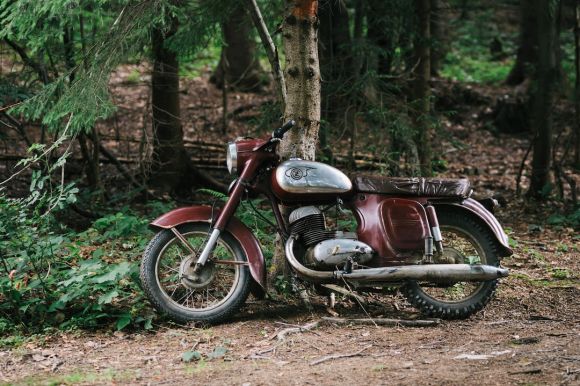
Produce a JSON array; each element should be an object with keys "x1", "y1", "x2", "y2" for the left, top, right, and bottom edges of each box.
[{"x1": 289, "y1": 206, "x2": 335, "y2": 247}]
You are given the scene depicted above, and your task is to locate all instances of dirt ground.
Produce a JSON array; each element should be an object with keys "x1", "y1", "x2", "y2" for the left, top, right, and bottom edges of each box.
[
  {"x1": 1, "y1": 67, "x2": 579, "y2": 385},
  {"x1": 0, "y1": 275, "x2": 578, "y2": 385}
]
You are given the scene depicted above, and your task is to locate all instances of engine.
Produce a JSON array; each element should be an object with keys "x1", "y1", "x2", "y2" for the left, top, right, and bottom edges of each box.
[{"x1": 288, "y1": 206, "x2": 374, "y2": 268}]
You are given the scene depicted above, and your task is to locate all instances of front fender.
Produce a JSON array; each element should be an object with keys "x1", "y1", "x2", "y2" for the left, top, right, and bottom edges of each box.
[
  {"x1": 150, "y1": 206, "x2": 266, "y2": 291},
  {"x1": 435, "y1": 198, "x2": 513, "y2": 257}
]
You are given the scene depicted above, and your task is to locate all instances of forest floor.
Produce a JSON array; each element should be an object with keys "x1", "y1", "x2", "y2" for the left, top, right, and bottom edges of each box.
[{"x1": 1, "y1": 68, "x2": 579, "y2": 385}]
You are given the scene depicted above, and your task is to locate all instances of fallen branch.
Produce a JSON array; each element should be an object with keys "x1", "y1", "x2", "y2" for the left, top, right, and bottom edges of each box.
[
  {"x1": 310, "y1": 344, "x2": 372, "y2": 366},
  {"x1": 275, "y1": 320, "x2": 320, "y2": 341},
  {"x1": 99, "y1": 143, "x2": 146, "y2": 192},
  {"x1": 322, "y1": 317, "x2": 441, "y2": 327},
  {"x1": 322, "y1": 284, "x2": 367, "y2": 305}
]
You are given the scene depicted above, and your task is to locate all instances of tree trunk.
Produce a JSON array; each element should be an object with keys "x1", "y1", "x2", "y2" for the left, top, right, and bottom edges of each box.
[
  {"x1": 430, "y1": 0, "x2": 448, "y2": 77},
  {"x1": 270, "y1": 0, "x2": 321, "y2": 282},
  {"x1": 575, "y1": 2, "x2": 580, "y2": 170},
  {"x1": 413, "y1": 0, "x2": 432, "y2": 176},
  {"x1": 280, "y1": 0, "x2": 321, "y2": 160},
  {"x1": 318, "y1": 0, "x2": 351, "y2": 119},
  {"x1": 528, "y1": 0, "x2": 559, "y2": 198},
  {"x1": 506, "y1": 0, "x2": 537, "y2": 86},
  {"x1": 211, "y1": 3, "x2": 265, "y2": 92},
  {"x1": 150, "y1": 20, "x2": 188, "y2": 191},
  {"x1": 367, "y1": 0, "x2": 394, "y2": 77},
  {"x1": 318, "y1": 0, "x2": 352, "y2": 161}
]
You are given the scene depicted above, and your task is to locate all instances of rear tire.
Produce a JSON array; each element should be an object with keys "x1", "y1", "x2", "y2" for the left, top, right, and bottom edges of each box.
[
  {"x1": 402, "y1": 208, "x2": 501, "y2": 319},
  {"x1": 140, "y1": 223, "x2": 251, "y2": 324}
]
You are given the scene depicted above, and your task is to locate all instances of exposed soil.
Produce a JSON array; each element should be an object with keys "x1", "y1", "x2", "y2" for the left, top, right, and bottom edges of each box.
[
  {"x1": 0, "y1": 280, "x2": 578, "y2": 385},
  {"x1": 1, "y1": 67, "x2": 579, "y2": 385}
]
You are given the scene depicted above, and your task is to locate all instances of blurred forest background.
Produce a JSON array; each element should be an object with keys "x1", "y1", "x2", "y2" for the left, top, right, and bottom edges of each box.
[{"x1": 0, "y1": 0, "x2": 579, "y2": 338}]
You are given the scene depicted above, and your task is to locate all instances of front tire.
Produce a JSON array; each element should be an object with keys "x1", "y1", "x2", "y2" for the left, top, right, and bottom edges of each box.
[
  {"x1": 140, "y1": 223, "x2": 251, "y2": 324},
  {"x1": 402, "y1": 208, "x2": 501, "y2": 319}
]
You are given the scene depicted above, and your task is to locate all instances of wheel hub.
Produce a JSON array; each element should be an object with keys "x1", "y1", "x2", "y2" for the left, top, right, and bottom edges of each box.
[
  {"x1": 435, "y1": 246, "x2": 465, "y2": 264},
  {"x1": 179, "y1": 256, "x2": 216, "y2": 289}
]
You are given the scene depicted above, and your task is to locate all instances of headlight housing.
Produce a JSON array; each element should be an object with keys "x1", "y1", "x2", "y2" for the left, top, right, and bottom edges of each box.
[{"x1": 226, "y1": 142, "x2": 237, "y2": 174}]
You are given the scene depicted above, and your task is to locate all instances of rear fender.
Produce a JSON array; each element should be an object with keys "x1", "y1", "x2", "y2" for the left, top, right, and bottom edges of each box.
[
  {"x1": 150, "y1": 206, "x2": 266, "y2": 291},
  {"x1": 434, "y1": 198, "x2": 513, "y2": 257}
]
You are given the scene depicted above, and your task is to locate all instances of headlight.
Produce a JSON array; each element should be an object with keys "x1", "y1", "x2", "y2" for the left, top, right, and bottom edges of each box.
[{"x1": 226, "y1": 142, "x2": 237, "y2": 174}]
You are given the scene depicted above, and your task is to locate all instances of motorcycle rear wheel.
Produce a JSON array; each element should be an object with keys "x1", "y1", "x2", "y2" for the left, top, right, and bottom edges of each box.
[
  {"x1": 402, "y1": 207, "x2": 501, "y2": 319},
  {"x1": 140, "y1": 223, "x2": 251, "y2": 324}
]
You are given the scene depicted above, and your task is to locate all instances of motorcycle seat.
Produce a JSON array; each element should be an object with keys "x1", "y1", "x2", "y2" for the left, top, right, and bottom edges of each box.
[{"x1": 353, "y1": 176, "x2": 471, "y2": 198}]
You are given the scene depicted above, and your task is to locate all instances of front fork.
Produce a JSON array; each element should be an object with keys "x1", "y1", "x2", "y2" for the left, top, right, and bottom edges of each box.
[{"x1": 192, "y1": 180, "x2": 246, "y2": 273}]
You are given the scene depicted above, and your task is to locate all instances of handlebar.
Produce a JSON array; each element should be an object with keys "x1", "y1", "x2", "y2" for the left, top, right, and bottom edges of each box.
[{"x1": 272, "y1": 120, "x2": 296, "y2": 139}]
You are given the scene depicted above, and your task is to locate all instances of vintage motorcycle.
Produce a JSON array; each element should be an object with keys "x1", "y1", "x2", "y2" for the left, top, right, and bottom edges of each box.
[{"x1": 140, "y1": 120, "x2": 512, "y2": 324}]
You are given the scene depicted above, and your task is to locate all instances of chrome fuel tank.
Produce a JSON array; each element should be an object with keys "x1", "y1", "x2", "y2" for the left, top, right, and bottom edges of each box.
[{"x1": 272, "y1": 160, "x2": 352, "y2": 201}]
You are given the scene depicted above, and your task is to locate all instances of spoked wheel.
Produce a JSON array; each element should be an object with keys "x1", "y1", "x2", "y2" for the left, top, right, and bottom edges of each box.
[
  {"x1": 140, "y1": 223, "x2": 251, "y2": 324},
  {"x1": 402, "y1": 208, "x2": 501, "y2": 319}
]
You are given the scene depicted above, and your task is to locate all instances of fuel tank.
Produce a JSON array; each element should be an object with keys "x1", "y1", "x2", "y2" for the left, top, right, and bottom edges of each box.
[{"x1": 272, "y1": 160, "x2": 353, "y2": 202}]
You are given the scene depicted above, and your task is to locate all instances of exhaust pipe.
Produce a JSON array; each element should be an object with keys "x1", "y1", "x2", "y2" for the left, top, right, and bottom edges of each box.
[{"x1": 285, "y1": 236, "x2": 509, "y2": 284}]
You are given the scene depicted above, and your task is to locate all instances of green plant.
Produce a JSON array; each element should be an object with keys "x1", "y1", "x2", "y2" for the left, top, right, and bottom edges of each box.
[{"x1": 0, "y1": 161, "x2": 156, "y2": 332}]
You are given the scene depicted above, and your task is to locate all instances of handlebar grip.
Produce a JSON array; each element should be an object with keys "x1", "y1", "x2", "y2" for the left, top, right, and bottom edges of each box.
[{"x1": 273, "y1": 120, "x2": 296, "y2": 139}]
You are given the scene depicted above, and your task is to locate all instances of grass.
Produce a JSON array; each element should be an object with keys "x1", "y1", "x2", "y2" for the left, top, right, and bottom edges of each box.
[
  {"x1": 11, "y1": 369, "x2": 136, "y2": 386},
  {"x1": 509, "y1": 273, "x2": 578, "y2": 288},
  {"x1": 180, "y1": 39, "x2": 221, "y2": 79},
  {"x1": 440, "y1": 9, "x2": 516, "y2": 84}
]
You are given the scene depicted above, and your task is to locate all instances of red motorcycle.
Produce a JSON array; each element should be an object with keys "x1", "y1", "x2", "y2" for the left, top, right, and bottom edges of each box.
[{"x1": 140, "y1": 121, "x2": 512, "y2": 324}]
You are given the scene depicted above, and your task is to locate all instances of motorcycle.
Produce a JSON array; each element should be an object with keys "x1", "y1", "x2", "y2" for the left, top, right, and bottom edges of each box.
[{"x1": 140, "y1": 120, "x2": 512, "y2": 324}]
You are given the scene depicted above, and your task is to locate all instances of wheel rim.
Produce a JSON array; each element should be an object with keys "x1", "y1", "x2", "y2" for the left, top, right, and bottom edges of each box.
[
  {"x1": 416, "y1": 225, "x2": 489, "y2": 304},
  {"x1": 154, "y1": 230, "x2": 241, "y2": 312}
]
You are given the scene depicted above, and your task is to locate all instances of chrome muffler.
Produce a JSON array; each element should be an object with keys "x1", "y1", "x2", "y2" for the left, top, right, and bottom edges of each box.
[{"x1": 285, "y1": 236, "x2": 509, "y2": 284}]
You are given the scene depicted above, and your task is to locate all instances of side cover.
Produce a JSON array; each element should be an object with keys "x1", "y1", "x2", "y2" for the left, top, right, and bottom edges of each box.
[
  {"x1": 150, "y1": 206, "x2": 266, "y2": 290},
  {"x1": 351, "y1": 194, "x2": 430, "y2": 263}
]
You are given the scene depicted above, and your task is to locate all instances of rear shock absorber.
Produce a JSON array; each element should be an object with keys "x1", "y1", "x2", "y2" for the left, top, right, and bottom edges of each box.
[{"x1": 425, "y1": 205, "x2": 443, "y2": 254}]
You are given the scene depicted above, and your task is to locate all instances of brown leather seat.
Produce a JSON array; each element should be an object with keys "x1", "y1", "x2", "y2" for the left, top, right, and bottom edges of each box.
[{"x1": 353, "y1": 176, "x2": 471, "y2": 198}]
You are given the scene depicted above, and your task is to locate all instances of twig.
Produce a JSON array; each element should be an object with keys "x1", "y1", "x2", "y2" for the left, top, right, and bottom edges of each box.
[
  {"x1": 275, "y1": 320, "x2": 320, "y2": 341},
  {"x1": 321, "y1": 317, "x2": 441, "y2": 327},
  {"x1": 0, "y1": 115, "x2": 73, "y2": 187},
  {"x1": 310, "y1": 344, "x2": 372, "y2": 366},
  {"x1": 340, "y1": 277, "x2": 377, "y2": 327},
  {"x1": 245, "y1": 0, "x2": 287, "y2": 107},
  {"x1": 98, "y1": 143, "x2": 146, "y2": 192},
  {"x1": 322, "y1": 284, "x2": 367, "y2": 305},
  {"x1": 516, "y1": 136, "x2": 535, "y2": 196},
  {"x1": 508, "y1": 368, "x2": 542, "y2": 375}
]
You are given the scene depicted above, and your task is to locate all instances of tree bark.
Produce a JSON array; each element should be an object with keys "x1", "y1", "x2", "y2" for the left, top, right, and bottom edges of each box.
[
  {"x1": 575, "y1": 2, "x2": 580, "y2": 169},
  {"x1": 430, "y1": 0, "x2": 449, "y2": 77},
  {"x1": 506, "y1": 0, "x2": 537, "y2": 86},
  {"x1": 280, "y1": 0, "x2": 321, "y2": 160},
  {"x1": 413, "y1": 0, "x2": 432, "y2": 176},
  {"x1": 150, "y1": 19, "x2": 188, "y2": 191},
  {"x1": 271, "y1": 0, "x2": 321, "y2": 282},
  {"x1": 211, "y1": 3, "x2": 265, "y2": 92},
  {"x1": 528, "y1": 0, "x2": 559, "y2": 198}
]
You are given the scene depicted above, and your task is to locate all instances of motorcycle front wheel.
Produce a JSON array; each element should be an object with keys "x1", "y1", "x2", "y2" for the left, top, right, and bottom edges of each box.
[
  {"x1": 402, "y1": 207, "x2": 501, "y2": 319},
  {"x1": 140, "y1": 223, "x2": 251, "y2": 324}
]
